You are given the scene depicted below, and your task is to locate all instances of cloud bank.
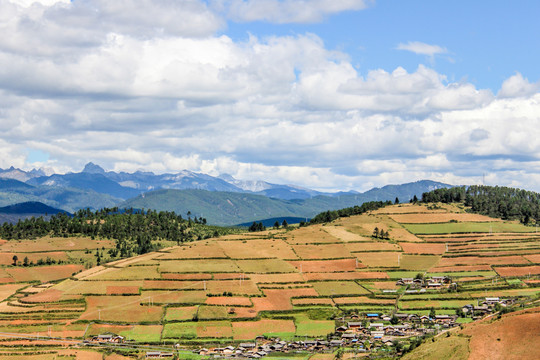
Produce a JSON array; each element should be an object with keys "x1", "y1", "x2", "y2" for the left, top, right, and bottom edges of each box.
[{"x1": 1, "y1": 0, "x2": 540, "y2": 192}]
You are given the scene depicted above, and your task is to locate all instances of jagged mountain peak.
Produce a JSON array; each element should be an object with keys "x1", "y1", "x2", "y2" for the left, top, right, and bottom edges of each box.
[{"x1": 82, "y1": 162, "x2": 105, "y2": 174}]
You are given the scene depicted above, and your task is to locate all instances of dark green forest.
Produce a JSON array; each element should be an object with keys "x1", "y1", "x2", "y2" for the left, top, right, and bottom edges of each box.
[
  {"x1": 0, "y1": 207, "x2": 239, "y2": 257},
  {"x1": 422, "y1": 185, "x2": 540, "y2": 224},
  {"x1": 309, "y1": 200, "x2": 392, "y2": 224}
]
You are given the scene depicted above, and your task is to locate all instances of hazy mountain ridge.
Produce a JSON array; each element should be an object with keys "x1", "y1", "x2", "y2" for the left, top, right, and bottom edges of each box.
[
  {"x1": 0, "y1": 164, "x2": 452, "y2": 224},
  {"x1": 120, "y1": 180, "x2": 451, "y2": 226}
]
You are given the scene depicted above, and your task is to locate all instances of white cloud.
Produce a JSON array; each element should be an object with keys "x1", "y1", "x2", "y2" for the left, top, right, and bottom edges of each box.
[
  {"x1": 214, "y1": 0, "x2": 371, "y2": 23},
  {"x1": 396, "y1": 41, "x2": 447, "y2": 56},
  {"x1": 1, "y1": 1, "x2": 540, "y2": 193},
  {"x1": 498, "y1": 73, "x2": 540, "y2": 98}
]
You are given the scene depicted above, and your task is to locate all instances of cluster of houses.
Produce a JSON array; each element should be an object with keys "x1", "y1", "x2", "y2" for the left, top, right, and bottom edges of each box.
[
  {"x1": 462, "y1": 297, "x2": 514, "y2": 318},
  {"x1": 193, "y1": 337, "x2": 345, "y2": 358},
  {"x1": 335, "y1": 312, "x2": 452, "y2": 345},
  {"x1": 396, "y1": 276, "x2": 453, "y2": 290}
]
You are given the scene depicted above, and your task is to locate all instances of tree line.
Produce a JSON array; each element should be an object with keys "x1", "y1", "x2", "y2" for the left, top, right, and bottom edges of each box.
[
  {"x1": 309, "y1": 200, "x2": 393, "y2": 224},
  {"x1": 422, "y1": 185, "x2": 540, "y2": 224},
  {"x1": 0, "y1": 207, "x2": 238, "y2": 257}
]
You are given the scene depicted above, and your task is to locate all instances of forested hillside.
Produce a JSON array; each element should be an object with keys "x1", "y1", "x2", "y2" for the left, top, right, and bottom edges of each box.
[
  {"x1": 0, "y1": 208, "x2": 239, "y2": 258},
  {"x1": 422, "y1": 185, "x2": 540, "y2": 223}
]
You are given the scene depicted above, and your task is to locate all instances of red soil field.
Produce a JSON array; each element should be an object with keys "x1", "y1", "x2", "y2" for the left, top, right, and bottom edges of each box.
[
  {"x1": 6, "y1": 264, "x2": 84, "y2": 283},
  {"x1": 462, "y1": 308, "x2": 540, "y2": 360},
  {"x1": 143, "y1": 280, "x2": 203, "y2": 290},
  {"x1": 106, "y1": 286, "x2": 140, "y2": 295},
  {"x1": 429, "y1": 265, "x2": 493, "y2": 272},
  {"x1": 205, "y1": 296, "x2": 252, "y2": 306},
  {"x1": 399, "y1": 242, "x2": 446, "y2": 254},
  {"x1": 288, "y1": 258, "x2": 358, "y2": 272},
  {"x1": 291, "y1": 298, "x2": 334, "y2": 306},
  {"x1": 524, "y1": 254, "x2": 540, "y2": 263},
  {"x1": 248, "y1": 273, "x2": 305, "y2": 283},
  {"x1": 494, "y1": 265, "x2": 540, "y2": 277},
  {"x1": 302, "y1": 271, "x2": 388, "y2": 281},
  {"x1": 437, "y1": 256, "x2": 529, "y2": 267},
  {"x1": 22, "y1": 289, "x2": 64, "y2": 303},
  {"x1": 213, "y1": 273, "x2": 246, "y2": 280},
  {"x1": 390, "y1": 213, "x2": 499, "y2": 223},
  {"x1": 250, "y1": 288, "x2": 318, "y2": 312},
  {"x1": 292, "y1": 244, "x2": 352, "y2": 259},
  {"x1": 161, "y1": 273, "x2": 212, "y2": 280}
]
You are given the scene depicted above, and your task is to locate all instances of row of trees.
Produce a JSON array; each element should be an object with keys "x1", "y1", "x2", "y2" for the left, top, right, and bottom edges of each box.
[
  {"x1": 0, "y1": 208, "x2": 238, "y2": 257},
  {"x1": 422, "y1": 185, "x2": 540, "y2": 224},
  {"x1": 309, "y1": 201, "x2": 393, "y2": 224}
]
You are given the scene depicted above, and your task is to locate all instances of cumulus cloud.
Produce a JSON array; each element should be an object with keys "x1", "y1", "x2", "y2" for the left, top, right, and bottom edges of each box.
[
  {"x1": 498, "y1": 73, "x2": 540, "y2": 98},
  {"x1": 396, "y1": 41, "x2": 447, "y2": 56},
  {"x1": 213, "y1": 0, "x2": 371, "y2": 23},
  {"x1": 1, "y1": 1, "x2": 540, "y2": 192}
]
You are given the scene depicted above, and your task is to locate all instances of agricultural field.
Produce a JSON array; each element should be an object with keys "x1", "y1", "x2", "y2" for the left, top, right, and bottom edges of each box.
[{"x1": 0, "y1": 201, "x2": 539, "y2": 358}]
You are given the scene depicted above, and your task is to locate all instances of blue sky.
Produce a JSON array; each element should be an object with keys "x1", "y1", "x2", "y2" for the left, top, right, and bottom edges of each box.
[
  {"x1": 224, "y1": 1, "x2": 540, "y2": 92},
  {"x1": 1, "y1": 0, "x2": 540, "y2": 192}
]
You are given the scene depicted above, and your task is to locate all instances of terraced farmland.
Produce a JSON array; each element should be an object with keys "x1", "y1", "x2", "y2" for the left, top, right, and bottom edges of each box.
[{"x1": 0, "y1": 202, "x2": 538, "y2": 358}]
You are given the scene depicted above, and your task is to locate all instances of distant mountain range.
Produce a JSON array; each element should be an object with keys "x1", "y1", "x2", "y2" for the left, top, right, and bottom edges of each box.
[{"x1": 0, "y1": 163, "x2": 452, "y2": 225}]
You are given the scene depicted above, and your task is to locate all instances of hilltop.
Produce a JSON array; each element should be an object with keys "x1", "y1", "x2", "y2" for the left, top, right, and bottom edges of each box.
[{"x1": 0, "y1": 201, "x2": 537, "y2": 358}]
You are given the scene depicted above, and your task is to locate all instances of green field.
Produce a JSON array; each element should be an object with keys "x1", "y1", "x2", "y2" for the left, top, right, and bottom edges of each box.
[{"x1": 404, "y1": 222, "x2": 534, "y2": 234}]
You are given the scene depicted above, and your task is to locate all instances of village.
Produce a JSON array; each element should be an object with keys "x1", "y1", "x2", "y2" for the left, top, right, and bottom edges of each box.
[{"x1": 87, "y1": 273, "x2": 516, "y2": 360}]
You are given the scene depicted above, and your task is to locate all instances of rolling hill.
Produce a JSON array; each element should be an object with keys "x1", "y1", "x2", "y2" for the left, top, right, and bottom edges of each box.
[{"x1": 0, "y1": 201, "x2": 538, "y2": 358}]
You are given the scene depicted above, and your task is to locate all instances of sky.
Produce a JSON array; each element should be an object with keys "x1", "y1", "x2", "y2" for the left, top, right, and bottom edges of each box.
[{"x1": 1, "y1": 0, "x2": 540, "y2": 192}]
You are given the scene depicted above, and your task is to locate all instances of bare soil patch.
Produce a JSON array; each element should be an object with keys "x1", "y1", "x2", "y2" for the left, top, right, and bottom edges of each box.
[
  {"x1": 302, "y1": 271, "x2": 388, "y2": 281},
  {"x1": 288, "y1": 258, "x2": 358, "y2": 272},
  {"x1": 437, "y1": 256, "x2": 528, "y2": 267},
  {"x1": 494, "y1": 265, "x2": 540, "y2": 277},
  {"x1": 399, "y1": 242, "x2": 446, "y2": 254},
  {"x1": 218, "y1": 239, "x2": 297, "y2": 259},
  {"x1": 390, "y1": 213, "x2": 500, "y2": 223}
]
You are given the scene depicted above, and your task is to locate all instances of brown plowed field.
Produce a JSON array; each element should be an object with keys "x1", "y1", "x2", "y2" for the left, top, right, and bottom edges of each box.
[
  {"x1": 494, "y1": 265, "x2": 540, "y2": 277},
  {"x1": 106, "y1": 286, "x2": 140, "y2": 295},
  {"x1": 524, "y1": 254, "x2": 540, "y2": 263},
  {"x1": 302, "y1": 271, "x2": 388, "y2": 281},
  {"x1": 248, "y1": 273, "x2": 305, "y2": 283},
  {"x1": 284, "y1": 226, "x2": 339, "y2": 244},
  {"x1": 205, "y1": 296, "x2": 252, "y2": 306},
  {"x1": 437, "y1": 256, "x2": 529, "y2": 267},
  {"x1": 158, "y1": 242, "x2": 227, "y2": 259},
  {"x1": 292, "y1": 244, "x2": 352, "y2": 259},
  {"x1": 399, "y1": 242, "x2": 446, "y2": 254},
  {"x1": 355, "y1": 252, "x2": 400, "y2": 267},
  {"x1": 346, "y1": 242, "x2": 401, "y2": 252},
  {"x1": 288, "y1": 258, "x2": 357, "y2": 272},
  {"x1": 462, "y1": 308, "x2": 540, "y2": 360},
  {"x1": 429, "y1": 265, "x2": 492, "y2": 272},
  {"x1": 217, "y1": 239, "x2": 298, "y2": 259},
  {"x1": 161, "y1": 273, "x2": 212, "y2": 280},
  {"x1": 291, "y1": 298, "x2": 334, "y2": 306},
  {"x1": 6, "y1": 264, "x2": 84, "y2": 283}
]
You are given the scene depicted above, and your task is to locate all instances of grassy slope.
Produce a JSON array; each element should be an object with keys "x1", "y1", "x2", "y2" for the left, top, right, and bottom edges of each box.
[{"x1": 403, "y1": 307, "x2": 540, "y2": 360}]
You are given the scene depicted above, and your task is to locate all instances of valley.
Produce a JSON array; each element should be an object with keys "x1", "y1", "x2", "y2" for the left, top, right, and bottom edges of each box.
[{"x1": 0, "y1": 199, "x2": 537, "y2": 359}]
